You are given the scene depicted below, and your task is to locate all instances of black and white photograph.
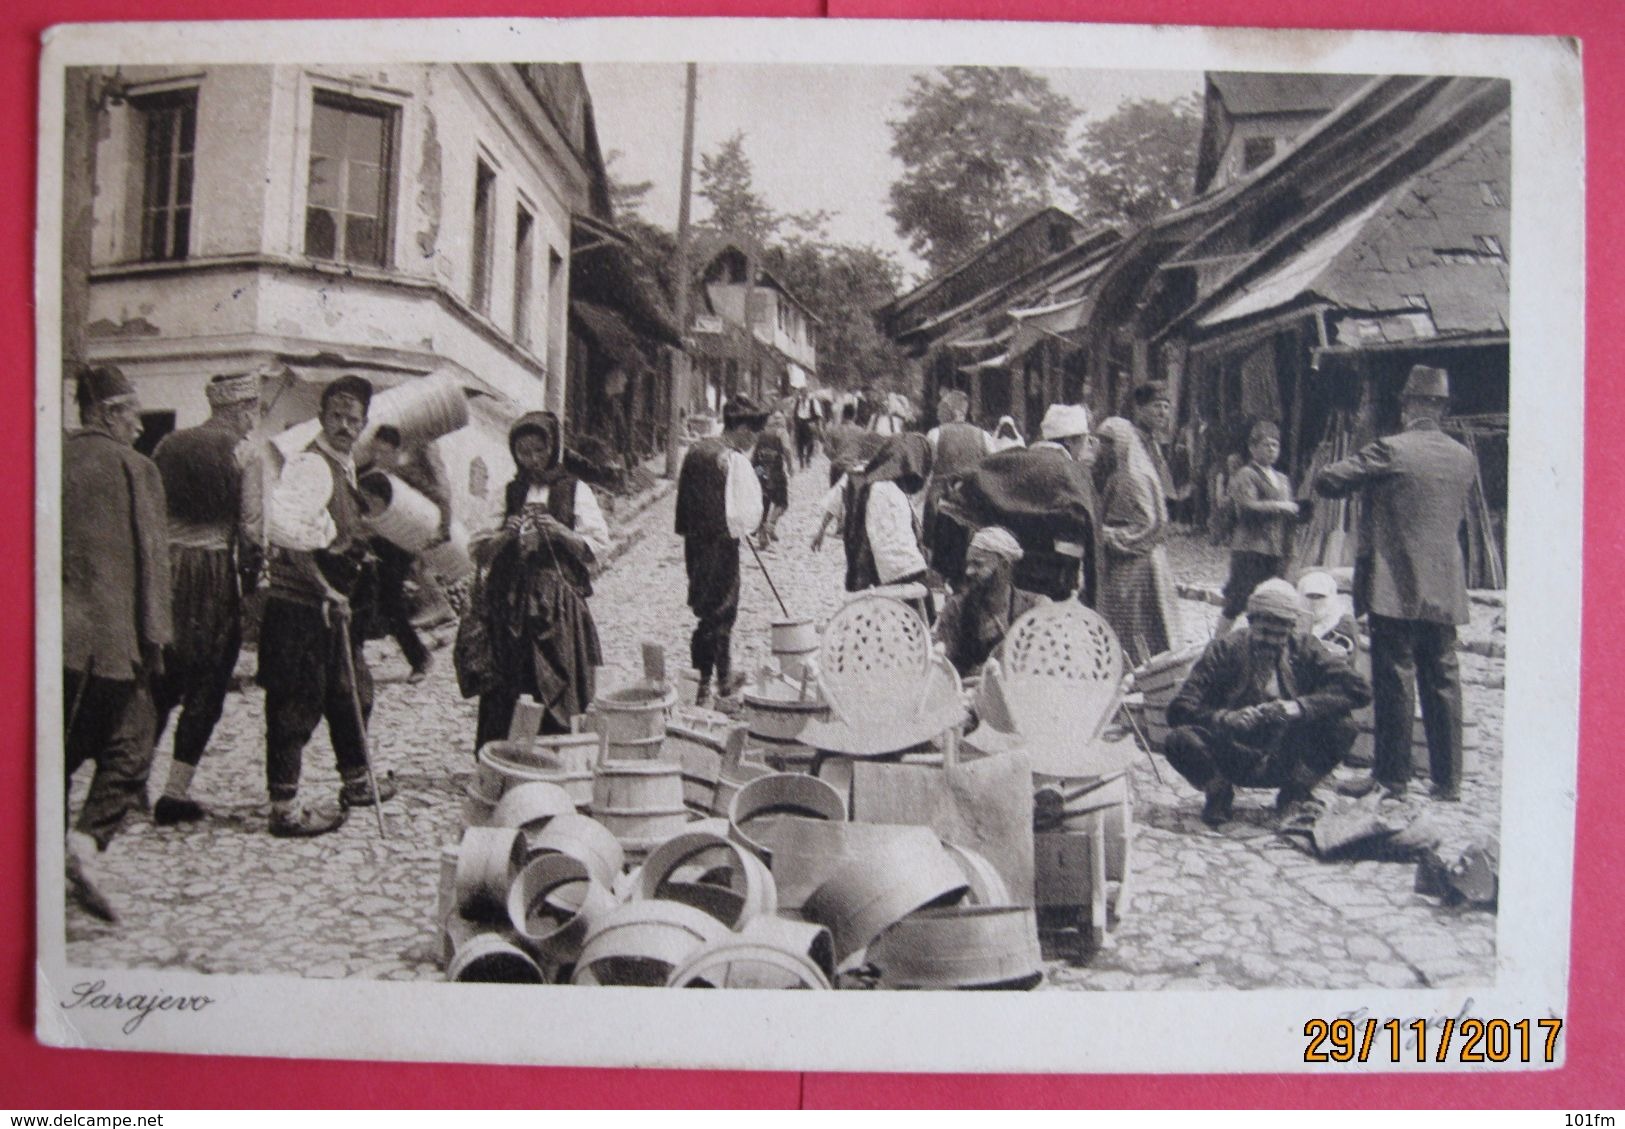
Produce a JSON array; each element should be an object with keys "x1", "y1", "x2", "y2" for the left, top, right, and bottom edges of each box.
[{"x1": 35, "y1": 18, "x2": 1583, "y2": 1072}]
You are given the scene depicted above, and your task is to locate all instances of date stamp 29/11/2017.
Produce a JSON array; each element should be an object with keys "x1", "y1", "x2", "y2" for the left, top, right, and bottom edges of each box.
[{"x1": 1303, "y1": 1015, "x2": 1563, "y2": 1064}]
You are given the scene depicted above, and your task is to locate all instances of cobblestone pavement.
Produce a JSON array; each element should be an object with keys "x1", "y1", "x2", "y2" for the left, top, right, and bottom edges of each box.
[{"x1": 66, "y1": 452, "x2": 1502, "y2": 990}]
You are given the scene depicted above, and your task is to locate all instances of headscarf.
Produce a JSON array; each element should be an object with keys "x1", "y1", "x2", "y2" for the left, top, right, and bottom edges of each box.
[
  {"x1": 508, "y1": 410, "x2": 566, "y2": 483},
  {"x1": 969, "y1": 525, "x2": 1024, "y2": 562},
  {"x1": 1296, "y1": 570, "x2": 1346, "y2": 637},
  {"x1": 1040, "y1": 403, "x2": 1091, "y2": 441},
  {"x1": 1097, "y1": 417, "x2": 1160, "y2": 495},
  {"x1": 861, "y1": 433, "x2": 933, "y2": 495}
]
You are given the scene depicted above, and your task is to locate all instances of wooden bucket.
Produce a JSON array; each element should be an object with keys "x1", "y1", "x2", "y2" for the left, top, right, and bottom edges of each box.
[
  {"x1": 461, "y1": 780, "x2": 499, "y2": 828},
  {"x1": 667, "y1": 935, "x2": 832, "y2": 990},
  {"x1": 771, "y1": 618, "x2": 819, "y2": 679},
  {"x1": 942, "y1": 842, "x2": 1011, "y2": 906},
  {"x1": 802, "y1": 831, "x2": 970, "y2": 962},
  {"x1": 1132, "y1": 643, "x2": 1205, "y2": 701},
  {"x1": 489, "y1": 781, "x2": 576, "y2": 833},
  {"x1": 436, "y1": 844, "x2": 461, "y2": 929},
  {"x1": 593, "y1": 684, "x2": 677, "y2": 759},
  {"x1": 665, "y1": 723, "x2": 728, "y2": 815},
  {"x1": 742, "y1": 692, "x2": 829, "y2": 744},
  {"x1": 506, "y1": 852, "x2": 617, "y2": 965},
  {"x1": 869, "y1": 906, "x2": 1043, "y2": 990},
  {"x1": 446, "y1": 926, "x2": 546, "y2": 984},
  {"x1": 478, "y1": 737, "x2": 595, "y2": 810},
  {"x1": 636, "y1": 829, "x2": 777, "y2": 929},
  {"x1": 453, "y1": 826, "x2": 525, "y2": 921},
  {"x1": 591, "y1": 732, "x2": 690, "y2": 856},
  {"x1": 525, "y1": 812, "x2": 626, "y2": 888},
  {"x1": 571, "y1": 900, "x2": 730, "y2": 987},
  {"x1": 728, "y1": 773, "x2": 847, "y2": 865}
]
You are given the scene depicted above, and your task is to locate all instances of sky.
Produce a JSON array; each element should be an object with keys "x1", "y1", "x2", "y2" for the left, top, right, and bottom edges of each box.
[{"x1": 583, "y1": 62, "x2": 1201, "y2": 285}]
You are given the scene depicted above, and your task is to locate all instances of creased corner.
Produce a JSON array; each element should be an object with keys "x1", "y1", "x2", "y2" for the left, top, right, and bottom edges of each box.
[{"x1": 35, "y1": 962, "x2": 89, "y2": 1049}]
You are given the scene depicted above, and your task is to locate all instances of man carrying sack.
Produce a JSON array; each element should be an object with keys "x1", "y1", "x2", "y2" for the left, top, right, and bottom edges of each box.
[
  {"x1": 1314, "y1": 364, "x2": 1477, "y2": 802},
  {"x1": 257, "y1": 374, "x2": 395, "y2": 837}
]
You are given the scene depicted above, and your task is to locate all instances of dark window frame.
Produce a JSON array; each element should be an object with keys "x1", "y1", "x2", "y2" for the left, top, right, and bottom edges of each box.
[
  {"x1": 513, "y1": 203, "x2": 535, "y2": 347},
  {"x1": 470, "y1": 159, "x2": 497, "y2": 314},
  {"x1": 304, "y1": 90, "x2": 398, "y2": 269},
  {"x1": 133, "y1": 88, "x2": 199, "y2": 263}
]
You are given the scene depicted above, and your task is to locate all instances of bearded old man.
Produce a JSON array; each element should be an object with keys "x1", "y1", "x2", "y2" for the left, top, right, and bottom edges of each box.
[
  {"x1": 148, "y1": 372, "x2": 260, "y2": 826},
  {"x1": 934, "y1": 526, "x2": 1044, "y2": 678},
  {"x1": 63, "y1": 365, "x2": 172, "y2": 920},
  {"x1": 1164, "y1": 579, "x2": 1371, "y2": 828}
]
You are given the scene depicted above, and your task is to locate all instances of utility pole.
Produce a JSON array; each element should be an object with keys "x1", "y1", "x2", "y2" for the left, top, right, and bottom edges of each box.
[
  {"x1": 664, "y1": 63, "x2": 698, "y2": 479},
  {"x1": 740, "y1": 234, "x2": 758, "y2": 401}
]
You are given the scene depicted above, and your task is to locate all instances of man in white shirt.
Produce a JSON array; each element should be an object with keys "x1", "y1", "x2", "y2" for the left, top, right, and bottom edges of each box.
[{"x1": 675, "y1": 395, "x2": 767, "y2": 705}]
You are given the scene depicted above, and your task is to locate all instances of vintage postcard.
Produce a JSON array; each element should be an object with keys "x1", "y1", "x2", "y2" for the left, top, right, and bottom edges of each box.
[{"x1": 35, "y1": 17, "x2": 1583, "y2": 1073}]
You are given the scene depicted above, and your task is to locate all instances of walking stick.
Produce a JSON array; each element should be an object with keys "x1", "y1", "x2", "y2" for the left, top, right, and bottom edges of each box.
[
  {"x1": 745, "y1": 537, "x2": 792, "y2": 619},
  {"x1": 335, "y1": 610, "x2": 387, "y2": 838}
]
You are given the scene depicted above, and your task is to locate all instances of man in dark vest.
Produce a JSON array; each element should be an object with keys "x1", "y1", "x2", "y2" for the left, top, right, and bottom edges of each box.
[
  {"x1": 63, "y1": 364, "x2": 172, "y2": 921},
  {"x1": 256, "y1": 374, "x2": 396, "y2": 837},
  {"x1": 149, "y1": 372, "x2": 260, "y2": 826},
  {"x1": 922, "y1": 389, "x2": 993, "y2": 572},
  {"x1": 1315, "y1": 365, "x2": 1477, "y2": 801},
  {"x1": 790, "y1": 388, "x2": 823, "y2": 470},
  {"x1": 675, "y1": 395, "x2": 766, "y2": 706}
]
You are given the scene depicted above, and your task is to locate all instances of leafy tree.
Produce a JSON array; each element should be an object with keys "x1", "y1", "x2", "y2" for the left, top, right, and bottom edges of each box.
[
  {"x1": 697, "y1": 131, "x2": 778, "y2": 245},
  {"x1": 1062, "y1": 95, "x2": 1203, "y2": 233},
  {"x1": 604, "y1": 148, "x2": 656, "y2": 221},
  {"x1": 887, "y1": 67, "x2": 1078, "y2": 273}
]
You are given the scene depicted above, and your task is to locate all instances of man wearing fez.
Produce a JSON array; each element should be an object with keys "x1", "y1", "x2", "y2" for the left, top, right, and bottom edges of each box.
[
  {"x1": 675, "y1": 395, "x2": 766, "y2": 706},
  {"x1": 62, "y1": 365, "x2": 171, "y2": 920},
  {"x1": 1315, "y1": 365, "x2": 1477, "y2": 801},
  {"x1": 1165, "y1": 579, "x2": 1371, "y2": 828},
  {"x1": 257, "y1": 374, "x2": 396, "y2": 837},
  {"x1": 148, "y1": 372, "x2": 260, "y2": 826},
  {"x1": 951, "y1": 403, "x2": 1098, "y2": 605}
]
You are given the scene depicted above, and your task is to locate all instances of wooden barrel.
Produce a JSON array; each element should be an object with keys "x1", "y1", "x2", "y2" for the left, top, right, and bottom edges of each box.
[
  {"x1": 869, "y1": 906, "x2": 1043, "y2": 990},
  {"x1": 636, "y1": 829, "x2": 777, "y2": 929},
  {"x1": 525, "y1": 812, "x2": 625, "y2": 888},
  {"x1": 453, "y1": 826, "x2": 525, "y2": 921},
  {"x1": 803, "y1": 831, "x2": 970, "y2": 962},
  {"x1": 728, "y1": 773, "x2": 847, "y2": 865},
  {"x1": 571, "y1": 900, "x2": 730, "y2": 987},
  {"x1": 478, "y1": 738, "x2": 595, "y2": 810},
  {"x1": 489, "y1": 781, "x2": 576, "y2": 833},
  {"x1": 667, "y1": 936, "x2": 832, "y2": 990},
  {"x1": 742, "y1": 692, "x2": 829, "y2": 744},
  {"x1": 446, "y1": 927, "x2": 545, "y2": 984},
  {"x1": 591, "y1": 743, "x2": 690, "y2": 856},
  {"x1": 665, "y1": 723, "x2": 726, "y2": 815},
  {"x1": 506, "y1": 852, "x2": 617, "y2": 965},
  {"x1": 712, "y1": 758, "x2": 773, "y2": 818}
]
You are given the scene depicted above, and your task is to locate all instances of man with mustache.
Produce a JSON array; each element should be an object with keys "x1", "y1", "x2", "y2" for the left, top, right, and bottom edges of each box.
[
  {"x1": 1164, "y1": 579, "x2": 1371, "y2": 828},
  {"x1": 934, "y1": 526, "x2": 1043, "y2": 678}
]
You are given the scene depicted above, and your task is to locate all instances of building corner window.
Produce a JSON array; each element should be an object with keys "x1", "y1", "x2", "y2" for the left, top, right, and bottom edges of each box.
[
  {"x1": 305, "y1": 92, "x2": 395, "y2": 268},
  {"x1": 471, "y1": 160, "x2": 496, "y2": 314},
  {"x1": 135, "y1": 89, "x2": 198, "y2": 262}
]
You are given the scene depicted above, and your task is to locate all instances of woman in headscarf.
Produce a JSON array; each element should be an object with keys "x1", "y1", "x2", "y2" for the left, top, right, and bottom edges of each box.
[
  {"x1": 751, "y1": 409, "x2": 793, "y2": 549},
  {"x1": 991, "y1": 415, "x2": 1025, "y2": 452},
  {"x1": 823, "y1": 433, "x2": 935, "y2": 619},
  {"x1": 472, "y1": 411, "x2": 610, "y2": 747},
  {"x1": 1095, "y1": 416, "x2": 1180, "y2": 667},
  {"x1": 1297, "y1": 570, "x2": 1360, "y2": 658}
]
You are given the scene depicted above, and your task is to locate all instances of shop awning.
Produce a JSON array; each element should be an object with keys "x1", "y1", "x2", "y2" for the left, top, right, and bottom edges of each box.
[{"x1": 571, "y1": 300, "x2": 652, "y2": 373}]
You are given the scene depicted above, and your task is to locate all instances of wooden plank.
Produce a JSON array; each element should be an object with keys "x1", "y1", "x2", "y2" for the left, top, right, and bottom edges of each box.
[{"x1": 506, "y1": 700, "x2": 547, "y2": 745}]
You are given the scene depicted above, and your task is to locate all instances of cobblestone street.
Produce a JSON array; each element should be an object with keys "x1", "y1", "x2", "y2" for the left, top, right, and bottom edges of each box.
[{"x1": 66, "y1": 453, "x2": 1504, "y2": 991}]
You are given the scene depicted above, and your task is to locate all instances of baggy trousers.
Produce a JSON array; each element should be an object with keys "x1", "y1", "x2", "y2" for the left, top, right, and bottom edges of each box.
[
  {"x1": 685, "y1": 535, "x2": 741, "y2": 683},
  {"x1": 1163, "y1": 716, "x2": 1357, "y2": 792},
  {"x1": 373, "y1": 538, "x2": 431, "y2": 672},
  {"x1": 257, "y1": 596, "x2": 373, "y2": 803},
  {"x1": 154, "y1": 545, "x2": 242, "y2": 769},
  {"x1": 1368, "y1": 613, "x2": 1462, "y2": 791},
  {"x1": 64, "y1": 668, "x2": 156, "y2": 849}
]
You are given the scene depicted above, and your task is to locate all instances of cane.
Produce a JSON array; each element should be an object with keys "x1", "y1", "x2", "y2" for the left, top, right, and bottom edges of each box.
[
  {"x1": 334, "y1": 608, "x2": 388, "y2": 839},
  {"x1": 745, "y1": 537, "x2": 792, "y2": 619}
]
